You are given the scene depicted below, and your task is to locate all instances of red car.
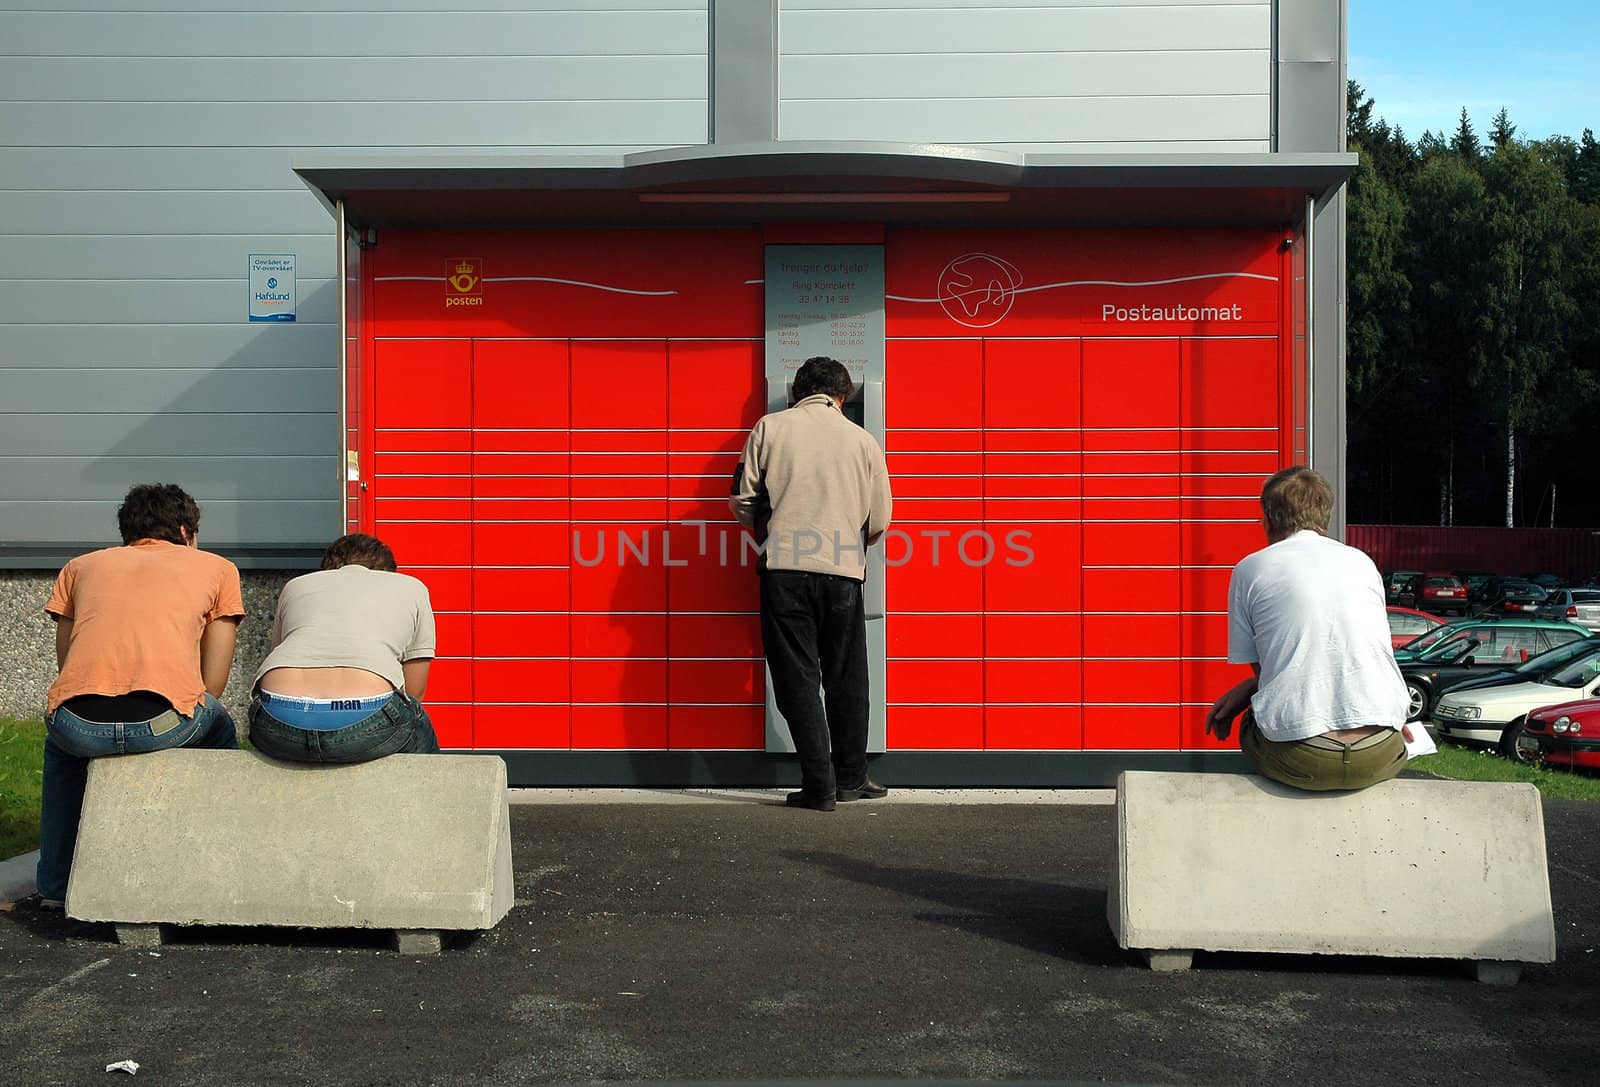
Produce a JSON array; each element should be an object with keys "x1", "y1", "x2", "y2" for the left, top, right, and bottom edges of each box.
[
  {"x1": 1520, "y1": 698, "x2": 1600, "y2": 770},
  {"x1": 1417, "y1": 573, "x2": 1470, "y2": 616},
  {"x1": 1387, "y1": 606, "x2": 1445, "y2": 650}
]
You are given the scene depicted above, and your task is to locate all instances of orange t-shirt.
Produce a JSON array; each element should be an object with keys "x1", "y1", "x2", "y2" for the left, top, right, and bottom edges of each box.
[{"x1": 44, "y1": 539, "x2": 246, "y2": 714}]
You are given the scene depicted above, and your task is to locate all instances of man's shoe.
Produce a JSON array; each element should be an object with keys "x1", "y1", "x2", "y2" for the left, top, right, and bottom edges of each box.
[
  {"x1": 837, "y1": 776, "x2": 889, "y2": 802},
  {"x1": 14, "y1": 893, "x2": 63, "y2": 912},
  {"x1": 786, "y1": 790, "x2": 837, "y2": 812}
]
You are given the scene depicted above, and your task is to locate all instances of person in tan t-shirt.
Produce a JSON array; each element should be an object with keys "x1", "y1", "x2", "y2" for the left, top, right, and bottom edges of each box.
[{"x1": 33, "y1": 484, "x2": 244, "y2": 908}]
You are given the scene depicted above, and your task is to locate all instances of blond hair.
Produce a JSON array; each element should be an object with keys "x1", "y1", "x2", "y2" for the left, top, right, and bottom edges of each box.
[{"x1": 1260, "y1": 466, "x2": 1333, "y2": 537}]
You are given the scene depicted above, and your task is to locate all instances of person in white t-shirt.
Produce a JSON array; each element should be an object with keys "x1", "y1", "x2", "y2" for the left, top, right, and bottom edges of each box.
[
  {"x1": 1205, "y1": 466, "x2": 1414, "y2": 791},
  {"x1": 248, "y1": 533, "x2": 439, "y2": 762}
]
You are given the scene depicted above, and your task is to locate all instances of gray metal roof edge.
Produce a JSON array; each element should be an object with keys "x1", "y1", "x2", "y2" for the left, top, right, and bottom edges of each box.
[{"x1": 293, "y1": 143, "x2": 1356, "y2": 196}]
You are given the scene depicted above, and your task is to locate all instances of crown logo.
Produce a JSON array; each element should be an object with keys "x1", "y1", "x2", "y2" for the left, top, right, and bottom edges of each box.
[{"x1": 446, "y1": 257, "x2": 482, "y2": 297}]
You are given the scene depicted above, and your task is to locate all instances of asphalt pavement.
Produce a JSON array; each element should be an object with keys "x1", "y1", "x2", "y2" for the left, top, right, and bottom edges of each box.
[{"x1": 3, "y1": 793, "x2": 1599, "y2": 1086}]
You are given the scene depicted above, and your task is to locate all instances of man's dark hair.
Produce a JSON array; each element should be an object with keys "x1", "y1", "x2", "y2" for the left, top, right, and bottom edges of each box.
[
  {"x1": 320, "y1": 533, "x2": 398, "y2": 572},
  {"x1": 117, "y1": 483, "x2": 200, "y2": 545},
  {"x1": 792, "y1": 356, "x2": 854, "y2": 402}
]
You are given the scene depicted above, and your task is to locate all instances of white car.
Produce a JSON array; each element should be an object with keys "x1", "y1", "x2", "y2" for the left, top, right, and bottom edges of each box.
[{"x1": 1433, "y1": 651, "x2": 1600, "y2": 757}]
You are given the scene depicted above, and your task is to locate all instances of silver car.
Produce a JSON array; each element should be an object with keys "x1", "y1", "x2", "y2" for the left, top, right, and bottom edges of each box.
[{"x1": 1536, "y1": 589, "x2": 1600, "y2": 632}]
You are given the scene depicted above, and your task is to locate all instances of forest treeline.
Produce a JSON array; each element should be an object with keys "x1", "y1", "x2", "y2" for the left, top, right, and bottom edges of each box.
[{"x1": 1345, "y1": 81, "x2": 1600, "y2": 527}]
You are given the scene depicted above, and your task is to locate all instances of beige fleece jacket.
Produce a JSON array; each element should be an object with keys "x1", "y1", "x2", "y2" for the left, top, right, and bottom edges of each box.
[{"x1": 729, "y1": 393, "x2": 892, "y2": 580}]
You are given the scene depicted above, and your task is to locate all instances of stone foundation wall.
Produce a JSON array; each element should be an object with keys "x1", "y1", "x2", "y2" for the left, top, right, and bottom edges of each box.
[{"x1": 0, "y1": 571, "x2": 296, "y2": 730}]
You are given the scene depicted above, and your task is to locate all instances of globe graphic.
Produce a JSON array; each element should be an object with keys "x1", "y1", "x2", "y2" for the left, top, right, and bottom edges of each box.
[{"x1": 937, "y1": 253, "x2": 1022, "y2": 328}]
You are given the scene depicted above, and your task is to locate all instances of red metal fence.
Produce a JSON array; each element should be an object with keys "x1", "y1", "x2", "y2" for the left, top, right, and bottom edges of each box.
[{"x1": 1347, "y1": 525, "x2": 1600, "y2": 581}]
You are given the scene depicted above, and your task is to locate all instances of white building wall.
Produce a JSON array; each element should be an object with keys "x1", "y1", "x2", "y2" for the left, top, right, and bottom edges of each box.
[{"x1": 778, "y1": 0, "x2": 1272, "y2": 152}]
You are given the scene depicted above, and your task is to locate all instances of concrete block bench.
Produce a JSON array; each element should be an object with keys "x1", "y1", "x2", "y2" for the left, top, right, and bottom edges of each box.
[
  {"x1": 65, "y1": 749, "x2": 513, "y2": 953},
  {"x1": 1106, "y1": 770, "x2": 1556, "y2": 984}
]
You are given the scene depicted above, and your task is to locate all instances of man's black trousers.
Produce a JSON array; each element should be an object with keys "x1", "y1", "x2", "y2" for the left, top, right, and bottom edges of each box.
[{"x1": 759, "y1": 569, "x2": 870, "y2": 800}]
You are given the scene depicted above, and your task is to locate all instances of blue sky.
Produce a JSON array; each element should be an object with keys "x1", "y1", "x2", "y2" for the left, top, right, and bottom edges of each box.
[{"x1": 1350, "y1": 1, "x2": 1599, "y2": 142}]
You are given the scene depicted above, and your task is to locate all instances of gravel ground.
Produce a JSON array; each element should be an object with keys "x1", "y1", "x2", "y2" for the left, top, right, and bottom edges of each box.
[{"x1": 0, "y1": 570, "x2": 296, "y2": 734}]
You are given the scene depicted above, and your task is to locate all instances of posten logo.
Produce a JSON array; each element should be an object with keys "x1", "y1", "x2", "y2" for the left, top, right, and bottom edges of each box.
[{"x1": 446, "y1": 258, "x2": 483, "y2": 308}]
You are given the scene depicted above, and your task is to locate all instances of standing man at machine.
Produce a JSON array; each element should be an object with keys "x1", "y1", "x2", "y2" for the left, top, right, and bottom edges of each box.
[{"x1": 731, "y1": 356, "x2": 893, "y2": 811}]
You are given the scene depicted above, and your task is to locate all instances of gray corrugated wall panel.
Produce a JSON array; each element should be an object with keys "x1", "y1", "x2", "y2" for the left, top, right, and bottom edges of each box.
[
  {"x1": 778, "y1": 0, "x2": 1271, "y2": 148},
  {"x1": 0, "y1": 191, "x2": 332, "y2": 236},
  {"x1": 6, "y1": 10, "x2": 709, "y2": 57},
  {"x1": 0, "y1": 102, "x2": 709, "y2": 149},
  {"x1": 0, "y1": 147, "x2": 682, "y2": 190},
  {"x1": 780, "y1": 50, "x2": 1271, "y2": 100},
  {"x1": 6, "y1": 369, "x2": 339, "y2": 414},
  {"x1": 782, "y1": 96, "x2": 1270, "y2": 146},
  {"x1": 0, "y1": 237, "x2": 338, "y2": 280},
  {"x1": 0, "y1": 56, "x2": 708, "y2": 102},
  {"x1": 781, "y1": 4, "x2": 1269, "y2": 54},
  {"x1": 1, "y1": 325, "x2": 338, "y2": 369},
  {"x1": 3, "y1": 280, "x2": 337, "y2": 325},
  {"x1": 0, "y1": 0, "x2": 694, "y2": 9},
  {"x1": 0, "y1": 501, "x2": 339, "y2": 546},
  {"x1": 2, "y1": 413, "x2": 335, "y2": 457},
  {"x1": 2, "y1": 458, "x2": 337, "y2": 501}
]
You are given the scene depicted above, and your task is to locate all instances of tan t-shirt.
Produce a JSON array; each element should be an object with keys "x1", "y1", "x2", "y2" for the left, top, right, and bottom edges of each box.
[
  {"x1": 45, "y1": 539, "x2": 246, "y2": 714},
  {"x1": 254, "y1": 566, "x2": 436, "y2": 692}
]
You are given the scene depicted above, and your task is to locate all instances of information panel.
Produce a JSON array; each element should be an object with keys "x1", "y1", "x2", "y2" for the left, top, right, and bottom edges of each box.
[{"x1": 764, "y1": 245, "x2": 884, "y2": 410}]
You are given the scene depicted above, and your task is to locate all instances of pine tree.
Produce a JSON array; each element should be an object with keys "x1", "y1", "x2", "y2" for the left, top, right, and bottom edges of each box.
[
  {"x1": 1575, "y1": 129, "x2": 1600, "y2": 205},
  {"x1": 1451, "y1": 108, "x2": 1482, "y2": 160},
  {"x1": 1489, "y1": 107, "x2": 1517, "y2": 150}
]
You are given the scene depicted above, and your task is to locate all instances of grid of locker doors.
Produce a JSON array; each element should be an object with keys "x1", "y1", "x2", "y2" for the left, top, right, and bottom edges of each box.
[
  {"x1": 879, "y1": 336, "x2": 1284, "y2": 753},
  {"x1": 367, "y1": 337, "x2": 768, "y2": 750}
]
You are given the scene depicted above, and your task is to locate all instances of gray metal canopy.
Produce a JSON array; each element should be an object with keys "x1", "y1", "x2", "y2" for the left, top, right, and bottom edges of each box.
[{"x1": 295, "y1": 141, "x2": 1357, "y2": 229}]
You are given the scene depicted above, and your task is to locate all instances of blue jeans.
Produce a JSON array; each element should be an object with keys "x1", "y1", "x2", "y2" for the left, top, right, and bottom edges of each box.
[
  {"x1": 247, "y1": 690, "x2": 439, "y2": 764},
  {"x1": 37, "y1": 694, "x2": 238, "y2": 900}
]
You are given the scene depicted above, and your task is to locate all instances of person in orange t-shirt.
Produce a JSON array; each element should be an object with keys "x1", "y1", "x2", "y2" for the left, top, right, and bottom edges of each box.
[{"x1": 33, "y1": 484, "x2": 245, "y2": 908}]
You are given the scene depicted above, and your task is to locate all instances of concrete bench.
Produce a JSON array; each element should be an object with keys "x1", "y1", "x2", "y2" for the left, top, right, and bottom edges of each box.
[
  {"x1": 1106, "y1": 770, "x2": 1556, "y2": 984},
  {"x1": 65, "y1": 749, "x2": 514, "y2": 953}
]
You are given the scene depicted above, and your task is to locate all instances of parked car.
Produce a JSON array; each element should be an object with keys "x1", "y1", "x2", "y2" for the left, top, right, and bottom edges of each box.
[
  {"x1": 1439, "y1": 636, "x2": 1600, "y2": 700},
  {"x1": 1397, "y1": 621, "x2": 1595, "y2": 722},
  {"x1": 1524, "y1": 572, "x2": 1569, "y2": 591},
  {"x1": 1521, "y1": 697, "x2": 1600, "y2": 769},
  {"x1": 1534, "y1": 588, "x2": 1600, "y2": 632},
  {"x1": 1392, "y1": 613, "x2": 1567, "y2": 662},
  {"x1": 1386, "y1": 606, "x2": 1445, "y2": 650},
  {"x1": 1452, "y1": 569, "x2": 1498, "y2": 605},
  {"x1": 1416, "y1": 573, "x2": 1469, "y2": 615},
  {"x1": 1433, "y1": 648, "x2": 1600, "y2": 757},
  {"x1": 1384, "y1": 570, "x2": 1424, "y2": 607},
  {"x1": 1478, "y1": 577, "x2": 1547, "y2": 615}
]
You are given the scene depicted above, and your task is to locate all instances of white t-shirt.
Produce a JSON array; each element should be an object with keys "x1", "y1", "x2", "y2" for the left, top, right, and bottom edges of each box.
[
  {"x1": 1227, "y1": 530, "x2": 1408, "y2": 742},
  {"x1": 254, "y1": 566, "x2": 435, "y2": 692}
]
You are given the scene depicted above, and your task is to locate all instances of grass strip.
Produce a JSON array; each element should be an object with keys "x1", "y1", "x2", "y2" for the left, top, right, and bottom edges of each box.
[
  {"x1": 1412, "y1": 740, "x2": 1600, "y2": 801},
  {"x1": 0, "y1": 717, "x2": 43, "y2": 862}
]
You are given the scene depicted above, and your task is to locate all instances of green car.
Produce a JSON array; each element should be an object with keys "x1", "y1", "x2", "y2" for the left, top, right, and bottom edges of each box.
[{"x1": 1392, "y1": 615, "x2": 1592, "y2": 667}]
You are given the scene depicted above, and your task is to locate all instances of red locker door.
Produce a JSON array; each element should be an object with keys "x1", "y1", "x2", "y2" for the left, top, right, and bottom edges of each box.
[
  {"x1": 884, "y1": 339, "x2": 984, "y2": 749},
  {"x1": 371, "y1": 338, "x2": 473, "y2": 747},
  {"x1": 471, "y1": 339, "x2": 572, "y2": 750},
  {"x1": 982, "y1": 338, "x2": 1083, "y2": 750},
  {"x1": 1080, "y1": 338, "x2": 1181, "y2": 750},
  {"x1": 569, "y1": 341, "x2": 669, "y2": 748},
  {"x1": 665, "y1": 340, "x2": 765, "y2": 750},
  {"x1": 1179, "y1": 337, "x2": 1282, "y2": 749}
]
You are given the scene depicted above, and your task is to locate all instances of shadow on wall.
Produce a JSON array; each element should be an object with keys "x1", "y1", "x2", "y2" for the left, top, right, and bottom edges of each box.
[{"x1": 25, "y1": 279, "x2": 345, "y2": 548}]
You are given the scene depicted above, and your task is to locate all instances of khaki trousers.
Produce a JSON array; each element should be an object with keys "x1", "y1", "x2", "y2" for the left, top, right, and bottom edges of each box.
[{"x1": 1240, "y1": 713, "x2": 1407, "y2": 792}]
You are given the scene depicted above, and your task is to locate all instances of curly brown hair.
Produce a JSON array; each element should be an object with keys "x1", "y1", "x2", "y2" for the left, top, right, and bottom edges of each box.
[{"x1": 320, "y1": 533, "x2": 398, "y2": 572}]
